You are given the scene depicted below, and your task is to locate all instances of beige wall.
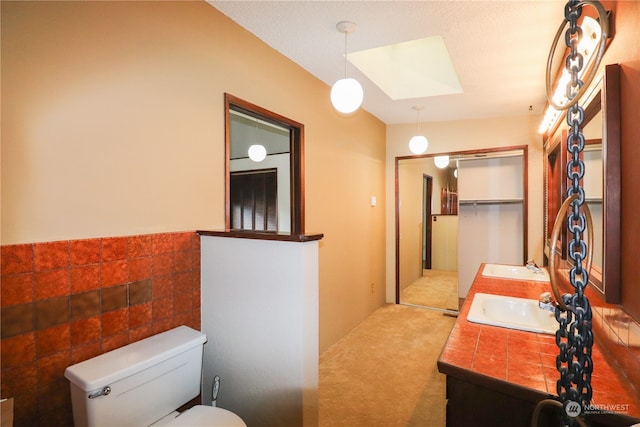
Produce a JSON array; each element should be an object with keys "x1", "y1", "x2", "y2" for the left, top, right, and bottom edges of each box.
[
  {"x1": 397, "y1": 161, "x2": 425, "y2": 289},
  {"x1": 0, "y1": 1, "x2": 387, "y2": 353},
  {"x1": 431, "y1": 215, "x2": 458, "y2": 272},
  {"x1": 386, "y1": 115, "x2": 545, "y2": 302}
]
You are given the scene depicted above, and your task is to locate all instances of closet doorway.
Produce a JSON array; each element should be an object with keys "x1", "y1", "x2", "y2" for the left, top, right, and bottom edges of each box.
[{"x1": 396, "y1": 146, "x2": 527, "y2": 312}]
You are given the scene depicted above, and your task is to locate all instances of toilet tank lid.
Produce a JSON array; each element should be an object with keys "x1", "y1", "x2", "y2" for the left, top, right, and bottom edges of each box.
[{"x1": 64, "y1": 326, "x2": 206, "y2": 391}]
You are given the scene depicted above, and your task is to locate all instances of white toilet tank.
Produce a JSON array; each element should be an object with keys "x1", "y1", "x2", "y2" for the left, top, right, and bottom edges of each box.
[{"x1": 65, "y1": 326, "x2": 207, "y2": 427}]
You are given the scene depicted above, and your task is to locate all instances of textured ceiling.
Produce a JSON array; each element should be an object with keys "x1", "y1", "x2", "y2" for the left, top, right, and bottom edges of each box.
[{"x1": 208, "y1": 0, "x2": 567, "y2": 125}]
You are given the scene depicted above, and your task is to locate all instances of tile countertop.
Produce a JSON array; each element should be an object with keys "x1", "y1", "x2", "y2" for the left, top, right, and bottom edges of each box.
[{"x1": 437, "y1": 264, "x2": 640, "y2": 423}]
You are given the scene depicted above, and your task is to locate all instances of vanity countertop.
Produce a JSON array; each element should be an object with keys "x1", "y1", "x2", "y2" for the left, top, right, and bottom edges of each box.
[{"x1": 437, "y1": 264, "x2": 640, "y2": 422}]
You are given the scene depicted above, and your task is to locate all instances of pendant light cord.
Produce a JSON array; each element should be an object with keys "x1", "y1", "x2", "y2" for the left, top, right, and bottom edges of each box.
[
  {"x1": 413, "y1": 106, "x2": 424, "y2": 135},
  {"x1": 343, "y1": 30, "x2": 348, "y2": 79}
]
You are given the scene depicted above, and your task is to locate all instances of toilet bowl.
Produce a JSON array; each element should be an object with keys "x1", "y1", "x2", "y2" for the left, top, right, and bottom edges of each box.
[
  {"x1": 155, "y1": 405, "x2": 245, "y2": 427},
  {"x1": 64, "y1": 326, "x2": 246, "y2": 427}
]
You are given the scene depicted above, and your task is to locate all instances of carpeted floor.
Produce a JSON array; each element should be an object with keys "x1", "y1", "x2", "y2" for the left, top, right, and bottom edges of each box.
[
  {"x1": 319, "y1": 304, "x2": 456, "y2": 426},
  {"x1": 401, "y1": 269, "x2": 459, "y2": 312}
]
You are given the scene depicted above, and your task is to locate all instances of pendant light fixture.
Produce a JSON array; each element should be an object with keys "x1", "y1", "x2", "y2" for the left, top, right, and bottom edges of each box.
[
  {"x1": 434, "y1": 155, "x2": 450, "y2": 169},
  {"x1": 408, "y1": 106, "x2": 428, "y2": 154},
  {"x1": 330, "y1": 21, "x2": 364, "y2": 114},
  {"x1": 248, "y1": 144, "x2": 267, "y2": 162}
]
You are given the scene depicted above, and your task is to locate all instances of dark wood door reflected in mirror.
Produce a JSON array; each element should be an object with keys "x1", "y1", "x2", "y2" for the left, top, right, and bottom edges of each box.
[
  {"x1": 543, "y1": 64, "x2": 620, "y2": 303},
  {"x1": 225, "y1": 94, "x2": 304, "y2": 235}
]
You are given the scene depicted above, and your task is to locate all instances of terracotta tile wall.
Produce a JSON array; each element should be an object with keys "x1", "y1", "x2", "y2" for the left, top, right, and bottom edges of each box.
[
  {"x1": 1, "y1": 231, "x2": 201, "y2": 427},
  {"x1": 552, "y1": 274, "x2": 640, "y2": 398}
]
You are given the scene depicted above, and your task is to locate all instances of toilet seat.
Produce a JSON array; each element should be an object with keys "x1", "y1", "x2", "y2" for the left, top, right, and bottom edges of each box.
[{"x1": 165, "y1": 405, "x2": 247, "y2": 427}]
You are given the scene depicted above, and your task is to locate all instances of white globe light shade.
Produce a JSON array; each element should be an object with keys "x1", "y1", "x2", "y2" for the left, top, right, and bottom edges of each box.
[
  {"x1": 408, "y1": 135, "x2": 428, "y2": 154},
  {"x1": 454, "y1": 168, "x2": 458, "y2": 178},
  {"x1": 331, "y1": 78, "x2": 364, "y2": 114},
  {"x1": 248, "y1": 144, "x2": 267, "y2": 162},
  {"x1": 434, "y1": 155, "x2": 450, "y2": 169}
]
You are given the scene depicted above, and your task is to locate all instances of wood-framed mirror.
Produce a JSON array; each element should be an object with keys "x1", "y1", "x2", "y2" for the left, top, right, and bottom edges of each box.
[
  {"x1": 543, "y1": 63, "x2": 620, "y2": 303},
  {"x1": 224, "y1": 94, "x2": 305, "y2": 235}
]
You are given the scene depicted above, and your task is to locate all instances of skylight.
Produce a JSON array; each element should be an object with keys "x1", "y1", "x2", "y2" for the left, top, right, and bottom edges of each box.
[{"x1": 347, "y1": 35, "x2": 463, "y2": 100}]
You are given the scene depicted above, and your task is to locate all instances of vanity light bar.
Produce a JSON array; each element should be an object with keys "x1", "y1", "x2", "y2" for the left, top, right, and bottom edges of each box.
[{"x1": 538, "y1": 16, "x2": 602, "y2": 135}]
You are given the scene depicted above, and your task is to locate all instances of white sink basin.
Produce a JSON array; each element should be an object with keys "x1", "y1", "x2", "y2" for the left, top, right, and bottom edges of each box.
[
  {"x1": 467, "y1": 293, "x2": 558, "y2": 334},
  {"x1": 482, "y1": 263, "x2": 550, "y2": 282}
]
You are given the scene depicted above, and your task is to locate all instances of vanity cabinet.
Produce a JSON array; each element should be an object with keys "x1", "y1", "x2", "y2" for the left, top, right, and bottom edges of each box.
[
  {"x1": 445, "y1": 376, "x2": 558, "y2": 427},
  {"x1": 444, "y1": 376, "x2": 632, "y2": 427}
]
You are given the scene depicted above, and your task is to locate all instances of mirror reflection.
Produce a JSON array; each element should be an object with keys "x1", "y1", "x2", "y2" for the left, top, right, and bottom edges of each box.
[
  {"x1": 583, "y1": 105, "x2": 604, "y2": 284},
  {"x1": 579, "y1": 81, "x2": 606, "y2": 294},
  {"x1": 225, "y1": 94, "x2": 305, "y2": 235},
  {"x1": 398, "y1": 155, "x2": 458, "y2": 312},
  {"x1": 229, "y1": 110, "x2": 291, "y2": 232}
]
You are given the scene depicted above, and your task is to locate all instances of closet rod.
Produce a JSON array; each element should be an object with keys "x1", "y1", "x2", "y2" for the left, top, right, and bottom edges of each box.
[{"x1": 458, "y1": 199, "x2": 523, "y2": 206}]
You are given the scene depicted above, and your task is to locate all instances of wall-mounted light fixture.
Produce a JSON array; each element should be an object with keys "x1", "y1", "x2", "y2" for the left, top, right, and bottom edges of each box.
[
  {"x1": 408, "y1": 106, "x2": 429, "y2": 154},
  {"x1": 330, "y1": 21, "x2": 364, "y2": 114},
  {"x1": 538, "y1": 16, "x2": 603, "y2": 134},
  {"x1": 434, "y1": 155, "x2": 450, "y2": 169}
]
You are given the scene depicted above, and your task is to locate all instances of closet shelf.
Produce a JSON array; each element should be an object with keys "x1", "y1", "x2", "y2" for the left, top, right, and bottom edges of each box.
[{"x1": 458, "y1": 199, "x2": 523, "y2": 206}]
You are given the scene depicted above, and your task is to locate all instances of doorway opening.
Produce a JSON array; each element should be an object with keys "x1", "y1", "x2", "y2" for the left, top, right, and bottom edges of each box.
[
  {"x1": 396, "y1": 146, "x2": 528, "y2": 313},
  {"x1": 422, "y1": 175, "x2": 433, "y2": 270}
]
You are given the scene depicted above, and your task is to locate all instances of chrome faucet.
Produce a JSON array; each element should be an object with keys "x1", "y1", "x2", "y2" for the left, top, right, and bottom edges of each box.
[
  {"x1": 526, "y1": 259, "x2": 544, "y2": 274},
  {"x1": 538, "y1": 291, "x2": 557, "y2": 312}
]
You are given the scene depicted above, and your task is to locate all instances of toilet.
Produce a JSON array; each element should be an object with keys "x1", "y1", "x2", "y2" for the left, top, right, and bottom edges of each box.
[{"x1": 64, "y1": 326, "x2": 246, "y2": 427}]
